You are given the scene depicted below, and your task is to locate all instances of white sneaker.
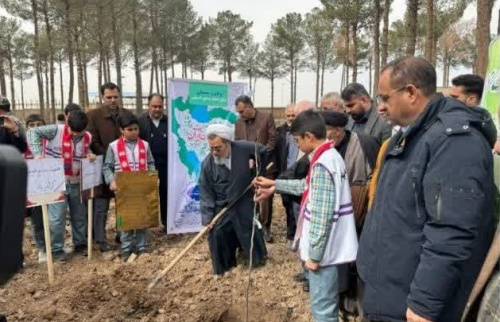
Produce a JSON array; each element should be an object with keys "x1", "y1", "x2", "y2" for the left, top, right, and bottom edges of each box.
[{"x1": 38, "y1": 251, "x2": 47, "y2": 263}]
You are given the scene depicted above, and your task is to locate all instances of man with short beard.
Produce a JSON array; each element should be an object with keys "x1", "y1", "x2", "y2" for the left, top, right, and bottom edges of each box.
[
  {"x1": 139, "y1": 93, "x2": 168, "y2": 228},
  {"x1": 199, "y1": 123, "x2": 268, "y2": 275},
  {"x1": 342, "y1": 83, "x2": 392, "y2": 144},
  {"x1": 87, "y1": 82, "x2": 134, "y2": 252}
]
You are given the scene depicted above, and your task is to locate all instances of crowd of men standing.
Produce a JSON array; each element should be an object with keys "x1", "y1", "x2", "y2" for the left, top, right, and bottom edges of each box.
[{"x1": 0, "y1": 55, "x2": 498, "y2": 321}]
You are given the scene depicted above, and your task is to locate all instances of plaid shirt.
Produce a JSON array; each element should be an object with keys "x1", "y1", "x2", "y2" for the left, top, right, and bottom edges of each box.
[
  {"x1": 26, "y1": 124, "x2": 59, "y2": 156},
  {"x1": 275, "y1": 162, "x2": 337, "y2": 262}
]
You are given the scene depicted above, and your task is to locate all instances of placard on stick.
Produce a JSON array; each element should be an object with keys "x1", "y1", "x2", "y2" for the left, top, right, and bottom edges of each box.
[
  {"x1": 80, "y1": 156, "x2": 103, "y2": 195},
  {"x1": 115, "y1": 171, "x2": 159, "y2": 231},
  {"x1": 26, "y1": 159, "x2": 66, "y2": 207}
]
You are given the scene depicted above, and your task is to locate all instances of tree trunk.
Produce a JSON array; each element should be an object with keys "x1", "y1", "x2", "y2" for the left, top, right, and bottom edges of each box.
[
  {"x1": 149, "y1": 55, "x2": 154, "y2": 94},
  {"x1": 0, "y1": 59, "x2": 6, "y2": 96},
  {"x1": 7, "y1": 44, "x2": 15, "y2": 110},
  {"x1": 106, "y1": 52, "x2": 111, "y2": 83},
  {"x1": 83, "y1": 61, "x2": 89, "y2": 108},
  {"x1": 476, "y1": 0, "x2": 494, "y2": 77},
  {"x1": 405, "y1": 0, "x2": 419, "y2": 56},
  {"x1": 341, "y1": 65, "x2": 346, "y2": 89},
  {"x1": 381, "y1": 0, "x2": 390, "y2": 66},
  {"x1": 425, "y1": 0, "x2": 434, "y2": 63},
  {"x1": 294, "y1": 61, "x2": 298, "y2": 103},
  {"x1": 320, "y1": 61, "x2": 326, "y2": 97},
  {"x1": 111, "y1": 0, "x2": 122, "y2": 91},
  {"x1": 132, "y1": 3, "x2": 143, "y2": 114},
  {"x1": 228, "y1": 57, "x2": 233, "y2": 82},
  {"x1": 64, "y1": 0, "x2": 74, "y2": 104},
  {"x1": 315, "y1": 50, "x2": 321, "y2": 107},
  {"x1": 74, "y1": 19, "x2": 85, "y2": 108},
  {"x1": 20, "y1": 71, "x2": 25, "y2": 110},
  {"x1": 42, "y1": 0, "x2": 56, "y2": 117},
  {"x1": 289, "y1": 56, "x2": 294, "y2": 103},
  {"x1": 59, "y1": 57, "x2": 64, "y2": 110},
  {"x1": 351, "y1": 22, "x2": 359, "y2": 83},
  {"x1": 201, "y1": 70, "x2": 205, "y2": 80},
  {"x1": 344, "y1": 23, "x2": 350, "y2": 87},
  {"x1": 369, "y1": 55, "x2": 373, "y2": 96},
  {"x1": 44, "y1": 61, "x2": 50, "y2": 120},
  {"x1": 97, "y1": 1, "x2": 104, "y2": 100},
  {"x1": 373, "y1": 0, "x2": 381, "y2": 96},
  {"x1": 270, "y1": 76, "x2": 275, "y2": 109},
  {"x1": 31, "y1": 0, "x2": 45, "y2": 115}
]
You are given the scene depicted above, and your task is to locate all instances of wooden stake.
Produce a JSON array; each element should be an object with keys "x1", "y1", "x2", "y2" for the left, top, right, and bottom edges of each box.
[
  {"x1": 41, "y1": 204, "x2": 54, "y2": 284},
  {"x1": 87, "y1": 188, "x2": 94, "y2": 261}
]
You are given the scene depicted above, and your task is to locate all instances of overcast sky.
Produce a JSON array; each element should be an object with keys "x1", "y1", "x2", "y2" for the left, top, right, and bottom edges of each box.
[{"x1": 1, "y1": 1, "x2": 499, "y2": 107}]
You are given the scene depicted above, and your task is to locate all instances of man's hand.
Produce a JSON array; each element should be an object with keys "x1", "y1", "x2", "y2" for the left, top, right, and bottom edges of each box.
[
  {"x1": 1, "y1": 116, "x2": 20, "y2": 136},
  {"x1": 494, "y1": 139, "x2": 500, "y2": 155},
  {"x1": 254, "y1": 186, "x2": 276, "y2": 202},
  {"x1": 87, "y1": 153, "x2": 97, "y2": 162},
  {"x1": 406, "y1": 308, "x2": 432, "y2": 322},
  {"x1": 110, "y1": 181, "x2": 117, "y2": 192},
  {"x1": 305, "y1": 259, "x2": 320, "y2": 272},
  {"x1": 254, "y1": 176, "x2": 275, "y2": 188}
]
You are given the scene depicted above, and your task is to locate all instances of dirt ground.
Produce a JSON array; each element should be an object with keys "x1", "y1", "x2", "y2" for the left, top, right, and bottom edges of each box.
[{"x1": 0, "y1": 199, "x2": 314, "y2": 322}]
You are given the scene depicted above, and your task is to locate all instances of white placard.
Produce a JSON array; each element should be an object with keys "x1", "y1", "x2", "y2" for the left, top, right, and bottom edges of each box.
[
  {"x1": 81, "y1": 156, "x2": 103, "y2": 191},
  {"x1": 27, "y1": 159, "x2": 66, "y2": 195}
]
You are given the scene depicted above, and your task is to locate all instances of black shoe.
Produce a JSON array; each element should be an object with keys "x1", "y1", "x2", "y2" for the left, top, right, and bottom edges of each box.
[
  {"x1": 99, "y1": 242, "x2": 109, "y2": 252},
  {"x1": 302, "y1": 281, "x2": 310, "y2": 292},
  {"x1": 293, "y1": 272, "x2": 307, "y2": 282},
  {"x1": 53, "y1": 251, "x2": 68, "y2": 262},
  {"x1": 74, "y1": 245, "x2": 87, "y2": 256},
  {"x1": 264, "y1": 230, "x2": 274, "y2": 243},
  {"x1": 122, "y1": 251, "x2": 132, "y2": 262}
]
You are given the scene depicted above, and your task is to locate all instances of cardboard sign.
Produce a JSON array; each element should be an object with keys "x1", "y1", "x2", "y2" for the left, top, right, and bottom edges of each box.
[
  {"x1": 26, "y1": 159, "x2": 66, "y2": 207},
  {"x1": 81, "y1": 156, "x2": 103, "y2": 191},
  {"x1": 115, "y1": 171, "x2": 159, "y2": 231}
]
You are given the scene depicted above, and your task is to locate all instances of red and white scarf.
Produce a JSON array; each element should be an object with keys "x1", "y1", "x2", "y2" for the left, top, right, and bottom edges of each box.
[
  {"x1": 116, "y1": 137, "x2": 147, "y2": 172},
  {"x1": 62, "y1": 124, "x2": 90, "y2": 176},
  {"x1": 294, "y1": 141, "x2": 334, "y2": 243}
]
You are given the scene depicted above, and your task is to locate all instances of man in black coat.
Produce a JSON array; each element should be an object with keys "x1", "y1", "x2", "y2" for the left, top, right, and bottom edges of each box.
[
  {"x1": 357, "y1": 57, "x2": 495, "y2": 322},
  {"x1": 0, "y1": 96, "x2": 27, "y2": 153},
  {"x1": 275, "y1": 104, "x2": 300, "y2": 245},
  {"x1": 138, "y1": 93, "x2": 168, "y2": 228}
]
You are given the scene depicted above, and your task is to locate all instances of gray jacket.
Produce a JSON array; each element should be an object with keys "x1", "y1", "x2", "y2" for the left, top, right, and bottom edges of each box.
[{"x1": 346, "y1": 105, "x2": 392, "y2": 143}]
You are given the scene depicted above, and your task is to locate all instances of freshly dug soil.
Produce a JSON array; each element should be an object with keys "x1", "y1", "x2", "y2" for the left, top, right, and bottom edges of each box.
[{"x1": 0, "y1": 200, "x2": 313, "y2": 321}]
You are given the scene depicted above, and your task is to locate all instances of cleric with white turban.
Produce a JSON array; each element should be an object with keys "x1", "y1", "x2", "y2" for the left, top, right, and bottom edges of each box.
[
  {"x1": 205, "y1": 123, "x2": 234, "y2": 141},
  {"x1": 199, "y1": 121, "x2": 268, "y2": 275}
]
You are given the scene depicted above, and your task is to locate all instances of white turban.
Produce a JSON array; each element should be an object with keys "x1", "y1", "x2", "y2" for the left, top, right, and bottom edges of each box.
[{"x1": 205, "y1": 123, "x2": 234, "y2": 141}]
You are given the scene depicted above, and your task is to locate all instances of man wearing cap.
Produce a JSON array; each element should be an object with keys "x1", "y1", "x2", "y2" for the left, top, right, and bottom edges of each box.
[
  {"x1": 0, "y1": 96, "x2": 27, "y2": 153},
  {"x1": 199, "y1": 123, "x2": 268, "y2": 275}
]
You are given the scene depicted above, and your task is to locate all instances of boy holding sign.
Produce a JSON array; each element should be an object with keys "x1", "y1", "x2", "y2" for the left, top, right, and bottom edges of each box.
[
  {"x1": 103, "y1": 114, "x2": 155, "y2": 261},
  {"x1": 27, "y1": 110, "x2": 96, "y2": 261}
]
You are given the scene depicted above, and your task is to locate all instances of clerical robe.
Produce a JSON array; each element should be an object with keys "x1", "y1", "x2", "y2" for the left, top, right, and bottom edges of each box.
[{"x1": 199, "y1": 140, "x2": 268, "y2": 275}]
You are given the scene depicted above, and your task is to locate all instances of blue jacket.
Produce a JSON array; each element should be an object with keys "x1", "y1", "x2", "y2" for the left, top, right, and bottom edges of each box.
[{"x1": 357, "y1": 94, "x2": 496, "y2": 322}]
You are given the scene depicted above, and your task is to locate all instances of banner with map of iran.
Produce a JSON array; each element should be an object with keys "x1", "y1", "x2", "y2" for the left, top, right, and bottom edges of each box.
[{"x1": 167, "y1": 79, "x2": 248, "y2": 234}]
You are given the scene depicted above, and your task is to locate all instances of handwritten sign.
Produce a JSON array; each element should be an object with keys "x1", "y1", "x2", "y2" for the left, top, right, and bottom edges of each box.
[
  {"x1": 115, "y1": 171, "x2": 159, "y2": 231},
  {"x1": 27, "y1": 159, "x2": 66, "y2": 207},
  {"x1": 81, "y1": 156, "x2": 103, "y2": 191},
  {"x1": 27, "y1": 159, "x2": 66, "y2": 195}
]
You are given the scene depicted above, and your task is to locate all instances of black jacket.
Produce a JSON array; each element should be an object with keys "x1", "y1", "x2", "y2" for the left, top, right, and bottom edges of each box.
[
  {"x1": 138, "y1": 112, "x2": 168, "y2": 167},
  {"x1": 357, "y1": 94, "x2": 496, "y2": 322},
  {"x1": 275, "y1": 123, "x2": 291, "y2": 174},
  {"x1": 0, "y1": 128, "x2": 27, "y2": 153}
]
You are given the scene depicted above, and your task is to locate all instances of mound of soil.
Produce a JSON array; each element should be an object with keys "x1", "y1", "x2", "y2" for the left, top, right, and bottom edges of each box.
[{"x1": 0, "y1": 199, "x2": 313, "y2": 321}]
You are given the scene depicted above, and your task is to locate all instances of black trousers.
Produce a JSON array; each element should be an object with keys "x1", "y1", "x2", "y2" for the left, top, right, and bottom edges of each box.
[
  {"x1": 157, "y1": 165, "x2": 168, "y2": 227},
  {"x1": 282, "y1": 196, "x2": 297, "y2": 240}
]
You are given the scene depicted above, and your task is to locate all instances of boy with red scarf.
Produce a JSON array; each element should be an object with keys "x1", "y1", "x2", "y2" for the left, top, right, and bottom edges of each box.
[
  {"x1": 102, "y1": 114, "x2": 155, "y2": 261},
  {"x1": 27, "y1": 110, "x2": 96, "y2": 261},
  {"x1": 255, "y1": 110, "x2": 358, "y2": 322}
]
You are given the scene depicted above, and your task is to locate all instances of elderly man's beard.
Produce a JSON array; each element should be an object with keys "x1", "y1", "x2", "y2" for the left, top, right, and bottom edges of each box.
[{"x1": 213, "y1": 155, "x2": 225, "y2": 165}]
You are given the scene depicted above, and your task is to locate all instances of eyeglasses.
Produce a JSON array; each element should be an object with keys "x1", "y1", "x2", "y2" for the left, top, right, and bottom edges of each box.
[{"x1": 376, "y1": 85, "x2": 409, "y2": 105}]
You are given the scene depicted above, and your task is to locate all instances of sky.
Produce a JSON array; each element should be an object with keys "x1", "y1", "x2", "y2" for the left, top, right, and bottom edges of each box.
[{"x1": 1, "y1": 0, "x2": 499, "y2": 108}]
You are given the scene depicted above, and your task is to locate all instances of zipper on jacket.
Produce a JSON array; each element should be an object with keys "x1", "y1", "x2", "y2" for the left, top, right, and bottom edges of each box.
[
  {"x1": 412, "y1": 181, "x2": 422, "y2": 219},
  {"x1": 435, "y1": 181, "x2": 442, "y2": 222}
]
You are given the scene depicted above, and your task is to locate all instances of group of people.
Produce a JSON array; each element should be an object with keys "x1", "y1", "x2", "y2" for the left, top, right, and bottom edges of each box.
[
  {"x1": 199, "y1": 57, "x2": 498, "y2": 322},
  {"x1": 0, "y1": 54, "x2": 497, "y2": 321},
  {"x1": 0, "y1": 83, "x2": 170, "y2": 263}
]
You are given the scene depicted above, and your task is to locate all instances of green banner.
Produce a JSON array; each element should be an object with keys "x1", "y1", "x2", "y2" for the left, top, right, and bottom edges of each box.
[
  {"x1": 189, "y1": 82, "x2": 228, "y2": 106},
  {"x1": 482, "y1": 36, "x2": 500, "y2": 123}
]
